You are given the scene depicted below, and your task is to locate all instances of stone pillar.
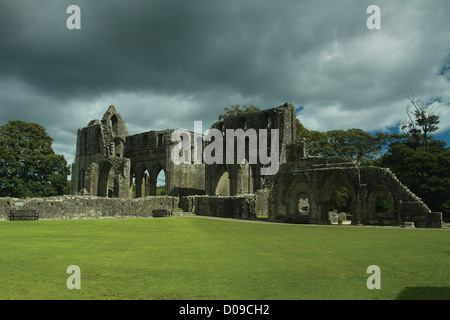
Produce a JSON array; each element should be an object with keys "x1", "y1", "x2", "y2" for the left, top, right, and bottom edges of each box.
[
  {"x1": 352, "y1": 200, "x2": 362, "y2": 225},
  {"x1": 228, "y1": 167, "x2": 238, "y2": 196}
]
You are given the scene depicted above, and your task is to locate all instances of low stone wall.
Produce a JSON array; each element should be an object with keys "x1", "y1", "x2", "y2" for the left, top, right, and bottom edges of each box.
[
  {"x1": 184, "y1": 195, "x2": 257, "y2": 220},
  {"x1": 0, "y1": 195, "x2": 178, "y2": 220},
  {"x1": 180, "y1": 191, "x2": 268, "y2": 218}
]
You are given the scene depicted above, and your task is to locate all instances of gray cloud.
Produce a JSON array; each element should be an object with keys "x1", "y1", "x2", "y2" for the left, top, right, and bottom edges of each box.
[{"x1": 0, "y1": 0, "x2": 449, "y2": 166}]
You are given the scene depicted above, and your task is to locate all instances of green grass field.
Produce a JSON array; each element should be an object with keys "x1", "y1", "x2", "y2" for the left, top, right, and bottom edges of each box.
[{"x1": 1, "y1": 217, "x2": 450, "y2": 300}]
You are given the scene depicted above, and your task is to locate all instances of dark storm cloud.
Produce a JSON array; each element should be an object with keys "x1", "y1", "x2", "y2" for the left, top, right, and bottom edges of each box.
[
  {"x1": 0, "y1": 0, "x2": 449, "y2": 165},
  {"x1": 0, "y1": 0, "x2": 369, "y2": 99}
]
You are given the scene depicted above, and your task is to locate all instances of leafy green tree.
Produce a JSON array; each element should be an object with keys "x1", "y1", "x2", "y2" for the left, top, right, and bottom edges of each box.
[
  {"x1": 302, "y1": 129, "x2": 333, "y2": 157},
  {"x1": 218, "y1": 104, "x2": 260, "y2": 120},
  {"x1": 0, "y1": 120, "x2": 70, "y2": 198},
  {"x1": 380, "y1": 141, "x2": 450, "y2": 220},
  {"x1": 299, "y1": 126, "x2": 386, "y2": 163}
]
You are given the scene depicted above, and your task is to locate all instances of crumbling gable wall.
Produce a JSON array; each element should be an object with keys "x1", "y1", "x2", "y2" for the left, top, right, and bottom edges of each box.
[
  {"x1": 125, "y1": 129, "x2": 205, "y2": 197},
  {"x1": 71, "y1": 105, "x2": 130, "y2": 198},
  {"x1": 72, "y1": 106, "x2": 205, "y2": 199},
  {"x1": 205, "y1": 102, "x2": 297, "y2": 196}
]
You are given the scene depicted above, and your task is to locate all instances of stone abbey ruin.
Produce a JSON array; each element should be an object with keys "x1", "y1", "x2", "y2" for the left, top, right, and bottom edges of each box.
[{"x1": 0, "y1": 103, "x2": 443, "y2": 228}]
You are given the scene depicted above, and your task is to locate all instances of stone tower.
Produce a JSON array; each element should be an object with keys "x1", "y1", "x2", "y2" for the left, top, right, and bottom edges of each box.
[{"x1": 71, "y1": 105, "x2": 131, "y2": 197}]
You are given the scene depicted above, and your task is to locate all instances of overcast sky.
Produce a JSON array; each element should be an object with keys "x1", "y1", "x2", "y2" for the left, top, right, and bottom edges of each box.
[{"x1": 1, "y1": 0, "x2": 449, "y2": 167}]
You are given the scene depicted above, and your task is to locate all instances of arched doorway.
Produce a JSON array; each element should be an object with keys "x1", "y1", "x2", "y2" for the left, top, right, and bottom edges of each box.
[
  {"x1": 97, "y1": 161, "x2": 113, "y2": 197},
  {"x1": 319, "y1": 173, "x2": 357, "y2": 223},
  {"x1": 130, "y1": 172, "x2": 136, "y2": 198},
  {"x1": 215, "y1": 169, "x2": 230, "y2": 196},
  {"x1": 156, "y1": 168, "x2": 166, "y2": 195},
  {"x1": 135, "y1": 166, "x2": 150, "y2": 198},
  {"x1": 283, "y1": 175, "x2": 317, "y2": 224},
  {"x1": 368, "y1": 186, "x2": 394, "y2": 219},
  {"x1": 110, "y1": 114, "x2": 119, "y2": 136},
  {"x1": 141, "y1": 169, "x2": 150, "y2": 197}
]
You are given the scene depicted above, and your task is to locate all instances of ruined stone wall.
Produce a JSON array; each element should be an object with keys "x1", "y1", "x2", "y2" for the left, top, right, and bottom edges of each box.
[
  {"x1": 359, "y1": 166, "x2": 442, "y2": 228},
  {"x1": 0, "y1": 196, "x2": 178, "y2": 221},
  {"x1": 71, "y1": 105, "x2": 130, "y2": 198},
  {"x1": 268, "y1": 155, "x2": 443, "y2": 228},
  {"x1": 180, "y1": 195, "x2": 257, "y2": 220},
  {"x1": 268, "y1": 158, "x2": 360, "y2": 224},
  {"x1": 126, "y1": 129, "x2": 205, "y2": 197},
  {"x1": 205, "y1": 102, "x2": 297, "y2": 196}
]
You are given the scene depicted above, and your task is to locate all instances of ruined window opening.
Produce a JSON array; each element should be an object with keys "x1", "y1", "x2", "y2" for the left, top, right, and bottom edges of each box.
[
  {"x1": 178, "y1": 136, "x2": 184, "y2": 158},
  {"x1": 82, "y1": 131, "x2": 88, "y2": 156},
  {"x1": 215, "y1": 170, "x2": 230, "y2": 196},
  {"x1": 95, "y1": 127, "x2": 102, "y2": 153},
  {"x1": 330, "y1": 184, "x2": 351, "y2": 213},
  {"x1": 156, "y1": 169, "x2": 166, "y2": 196},
  {"x1": 130, "y1": 173, "x2": 136, "y2": 198},
  {"x1": 178, "y1": 133, "x2": 190, "y2": 162},
  {"x1": 375, "y1": 196, "x2": 390, "y2": 213},
  {"x1": 298, "y1": 197, "x2": 310, "y2": 215},
  {"x1": 113, "y1": 178, "x2": 119, "y2": 198},
  {"x1": 97, "y1": 162, "x2": 112, "y2": 197},
  {"x1": 110, "y1": 115, "x2": 118, "y2": 136},
  {"x1": 370, "y1": 187, "x2": 394, "y2": 218},
  {"x1": 114, "y1": 138, "x2": 124, "y2": 158},
  {"x1": 158, "y1": 133, "x2": 164, "y2": 147}
]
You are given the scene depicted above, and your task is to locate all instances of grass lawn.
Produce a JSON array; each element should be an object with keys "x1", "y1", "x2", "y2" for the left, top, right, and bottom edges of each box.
[{"x1": 1, "y1": 216, "x2": 450, "y2": 300}]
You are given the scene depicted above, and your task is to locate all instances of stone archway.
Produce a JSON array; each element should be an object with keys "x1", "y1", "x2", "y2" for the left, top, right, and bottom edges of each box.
[
  {"x1": 368, "y1": 186, "x2": 395, "y2": 219},
  {"x1": 97, "y1": 161, "x2": 113, "y2": 197},
  {"x1": 284, "y1": 175, "x2": 317, "y2": 223},
  {"x1": 215, "y1": 171, "x2": 230, "y2": 196},
  {"x1": 134, "y1": 161, "x2": 166, "y2": 197},
  {"x1": 150, "y1": 162, "x2": 166, "y2": 196},
  {"x1": 135, "y1": 164, "x2": 149, "y2": 198},
  {"x1": 214, "y1": 165, "x2": 230, "y2": 196},
  {"x1": 319, "y1": 172, "x2": 357, "y2": 223},
  {"x1": 297, "y1": 195, "x2": 310, "y2": 215}
]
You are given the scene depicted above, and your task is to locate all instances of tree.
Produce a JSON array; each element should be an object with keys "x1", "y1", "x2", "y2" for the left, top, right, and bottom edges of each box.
[
  {"x1": 401, "y1": 95, "x2": 440, "y2": 148},
  {"x1": 379, "y1": 97, "x2": 449, "y2": 221},
  {"x1": 218, "y1": 104, "x2": 260, "y2": 120},
  {"x1": 0, "y1": 120, "x2": 70, "y2": 198},
  {"x1": 380, "y1": 141, "x2": 450, "y2": 220},
  {"x1": 298, "y1": 126, "x2": 386, "y2": 163},
  {"x1": 220, "y1": 104, "x2": 384, "y2": 163}
]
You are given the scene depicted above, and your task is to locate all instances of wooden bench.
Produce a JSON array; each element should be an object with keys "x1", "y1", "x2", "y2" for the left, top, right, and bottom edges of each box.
[
  {"x1": 152, "y1": 209, "x2": 172, "y2": 218},
  {"x1": 9, "y1": 209, "x2": 39, "y2": 221}
]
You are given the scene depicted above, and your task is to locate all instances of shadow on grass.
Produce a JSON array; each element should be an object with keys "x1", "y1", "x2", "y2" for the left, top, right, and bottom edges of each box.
[{"x1": 396, "y1": 287, "x2": 450, "y2": 300}]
